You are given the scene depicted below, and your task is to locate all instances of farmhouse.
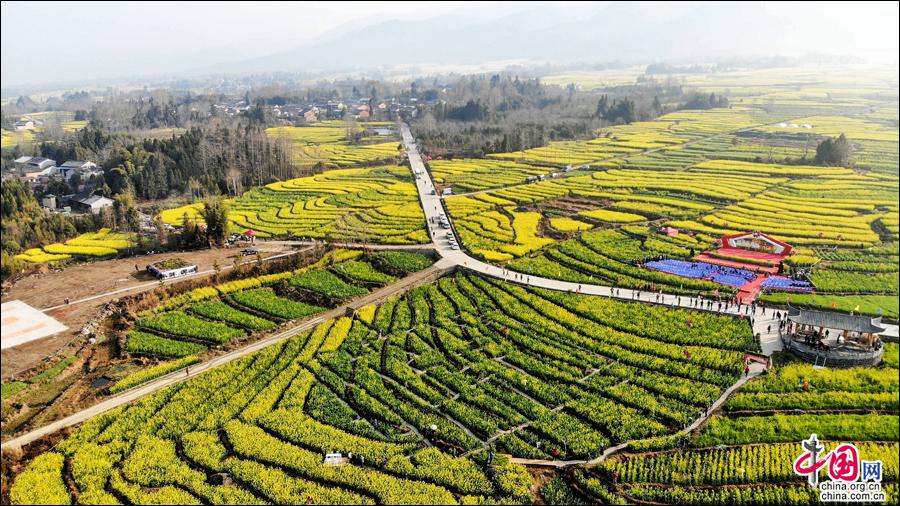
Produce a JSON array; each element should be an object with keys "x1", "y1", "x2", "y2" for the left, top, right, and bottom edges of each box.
[
  {"x1": 41, "y1": 194, "x2": 57, "y2": 209},
  {"x1": 56, "y1": 160, "x2": 101, "y2": 181},
  {"x1": 13, "y1": 119, "x2": 34, "y2": 131},
  {"x1": 14, "y1": 156, "x2": 56, "y2": 175},
  {"x1": 73, "y1": 195, "x2": 114, "y2": 214}
]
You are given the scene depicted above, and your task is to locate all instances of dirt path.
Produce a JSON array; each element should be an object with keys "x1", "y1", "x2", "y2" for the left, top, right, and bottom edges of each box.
[
  {"x1": 1, "y1": 243, "x2": 298, "y2": 379},
  {"x1": 3, "y1": 243, "x2": 293, "y2": 312},
  {"x1": 507, "y1": 363, "x2": 766, "y2": 468},
  {"x1": 1, "y1": 261, "x2": 453, "y2": 450}
]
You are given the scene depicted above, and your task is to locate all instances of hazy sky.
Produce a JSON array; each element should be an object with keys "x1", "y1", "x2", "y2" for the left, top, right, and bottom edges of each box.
[
  {"x1": 2, "y1": 1, "x2": 898, "y2": 87},
  {"x1": 1, "y1": 1, "x2": 480, "y2": 84}
]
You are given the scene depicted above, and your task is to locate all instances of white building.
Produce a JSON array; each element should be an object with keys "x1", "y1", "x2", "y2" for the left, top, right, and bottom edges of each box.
[
  {"x1": 41, "y1": 194, "x2": 57, "y2": 209},
  {"x1": 74, "y1": 195, "x2": 114, "y2": 214},
  {"x1": 14, "y1": 156, "x2": 56, "y2": 175},
  {"x1": 13, "y1": 120, "x2": 34, "y2": 131},
  {"x1": 57, "y1": 160, "x2": 101, "y2": 181}
]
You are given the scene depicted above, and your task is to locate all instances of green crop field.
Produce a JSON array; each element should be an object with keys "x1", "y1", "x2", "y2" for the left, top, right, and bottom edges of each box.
[
  {"x1": 577, "y1": 350, "x2": 899, "y2": 504},
  {"x1": 439, "y1": 68, "x2": 898, "y2": 315},
  {"x1": 5, "y1": 65, "x2": 899, "y2": 506},
  {"x1": 10, "y1": 272, "x2": 758, "y2": 504},
  {"x1": 121, "y1": 250, "x2": 434, "y2": 360}
]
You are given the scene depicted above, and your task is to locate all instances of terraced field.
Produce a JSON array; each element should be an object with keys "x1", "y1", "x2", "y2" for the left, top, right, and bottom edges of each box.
[
  {"x1": 161, "y1": 166, "x2": 428, "y2": 243},
  {"x1": 1, "y1": 128, "x2": 34, "y2": 148},
  {"x1": 427, "y1": 158, "x2": 550, "y2": 193},
  {"x1": 572, "y1": 348, "x2": 900, "y2": 504},
  {"x1": 438, "y1": 75, "x2": 898, "y2": 314},
  {"x1": 761, "y1": 244, "x2": 900, "y2": 318},
  {"x1": 267, "y1": 121, "x2": 401, "y2": 168},
  {"x1": 10, "y1": 271, "x2": 758, "y2": 504},
  {"x1": 124, "y1": 250, "x2": 433, "y2": 360},
  {"x1": 13, "y1": 229, "x2": 137, "y2": 264},
  {"x1": 487, "y1": 106, "x2": 782, "y2": 167},
  {"x1": 1, "y1": 111, "x2": 87, "y2": 149},
  {"x1": 509, "y1": 226, "x2": 725, "y2": 296},
  {"x1": 5, "y1": 67, "x2": 899, "y2": 506}
]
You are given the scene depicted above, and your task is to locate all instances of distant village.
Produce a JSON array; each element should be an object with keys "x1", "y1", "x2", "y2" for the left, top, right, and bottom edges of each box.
[
  {"x1": 211, "y1": 95, "x2": 422, "y2": 123},
  {"x1": 1, "y1": 92, "x2": 430, "y2": 218}
]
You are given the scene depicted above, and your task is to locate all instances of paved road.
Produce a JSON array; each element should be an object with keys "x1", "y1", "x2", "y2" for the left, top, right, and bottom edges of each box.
[
  {"x1": 404, "y1": 123, "x2": 779, "y2": 340},
  {"x1": 403, "y1": 123, "x2": 899, "y2": 342},
  {"x1": 41, "y1": 248, "x2": 312, "y2": 312},
  {"x1": 5, "y1": 123, "x2": 893, "y2": 453},
  {"x1": 1, "y1": 263, "x2": 450, "y2": 450},
  {"x1": 0, "y1": 316, "x2": 324, "y2": 450}
]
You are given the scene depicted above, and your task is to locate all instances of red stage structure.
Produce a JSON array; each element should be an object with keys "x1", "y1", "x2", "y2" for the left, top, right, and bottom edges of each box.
[{"x1": 695, "y1": 232, "x2": 796, "y2": 303}]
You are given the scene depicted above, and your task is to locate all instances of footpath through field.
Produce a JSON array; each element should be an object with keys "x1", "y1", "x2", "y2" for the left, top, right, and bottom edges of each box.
[
  {"x1": 267, "y1": 240, "x2": 434, "y2": 251},
  {"x1": 506, "y1": 361, "x2": 768, "y2": 468},
  {"x1": 406, "y1": 122, "x2": 782, "y2": 329},
  {"x1": 5, "y1": 123, "x2": 896, "y2": 457},
  {"x1": 0, "y1": 262, "x2": 451, "y2": 450},
  {"x1": 403, "y1": 121, "x2": 899, "y2": 338},
  {"x1": 403, "y1": 120, "x2": 899, "y2": 465}
]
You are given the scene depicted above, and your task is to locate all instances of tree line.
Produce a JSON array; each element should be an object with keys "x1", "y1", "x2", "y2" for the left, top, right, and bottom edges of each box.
[
  {"x1": 410, "y1": 74, "x2": 688, "y2": 157},
  {"x1": 23, "y1": 121, "x2": 295, "y2": 201}
]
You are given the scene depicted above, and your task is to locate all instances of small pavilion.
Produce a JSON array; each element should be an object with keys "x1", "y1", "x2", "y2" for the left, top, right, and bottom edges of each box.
[{"x1": 782, "y1": 307, "x2": 886, "y2": 367}]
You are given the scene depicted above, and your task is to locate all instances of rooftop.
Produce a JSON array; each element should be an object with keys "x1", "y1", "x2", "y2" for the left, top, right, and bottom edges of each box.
[
  {"x1": 78, "y1": 195, "x2": 113, "y2": 206},
  {"x1": 788, "y1": 307, "x2": 885, "y2": 334},
  {"x1": 60, "y1": 160, "x2": 94, "y2": 168}
]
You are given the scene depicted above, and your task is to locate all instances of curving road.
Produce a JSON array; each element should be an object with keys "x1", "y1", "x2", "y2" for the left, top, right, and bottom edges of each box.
[
  {"x1": 402, "y1": 123, "x2": 784, "y2": 347},
  {"x1": 401, "y1": 122, "x2": 898, "y2": 343},
  {"x1": 3, "y1": 123, "x2": 891, "y2": 454},
  {"x1": 0, "y1": 263, "x2": 448, "y2": 450}
]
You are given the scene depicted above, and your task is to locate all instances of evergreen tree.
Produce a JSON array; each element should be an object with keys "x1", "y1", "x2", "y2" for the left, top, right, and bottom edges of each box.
[
  {"x1": 814, "y1": 133, "x2": 853, "y2": 167},
  {"x1": 200, "y1": 197, "x2": 230, "y2": 245}
]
